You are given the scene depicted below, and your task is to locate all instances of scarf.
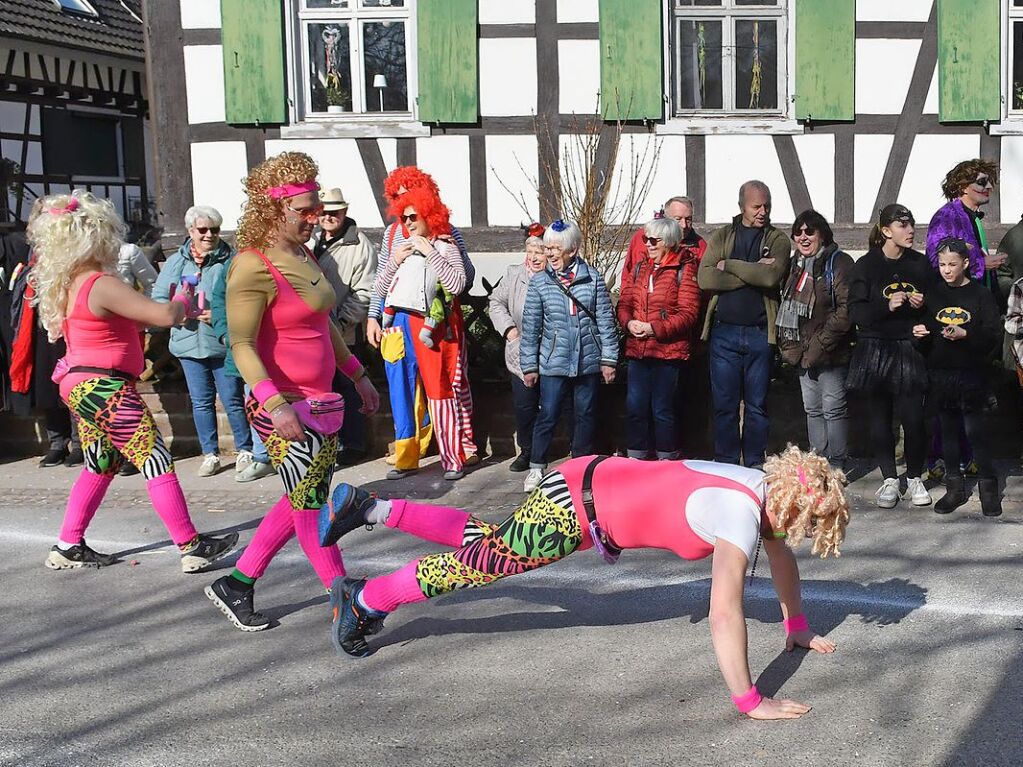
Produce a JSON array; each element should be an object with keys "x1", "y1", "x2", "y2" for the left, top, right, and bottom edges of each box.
[{"x1": 776, "y1": 249, "x2": 820, "y2": 343}]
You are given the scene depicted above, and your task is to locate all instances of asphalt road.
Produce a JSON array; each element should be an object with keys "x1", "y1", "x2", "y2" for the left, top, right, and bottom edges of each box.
[{"x1": 1, "y1": 454, "x2": 1021, "y2": 767}]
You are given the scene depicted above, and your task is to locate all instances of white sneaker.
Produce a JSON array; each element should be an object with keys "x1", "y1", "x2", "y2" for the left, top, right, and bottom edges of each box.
[
  {"x1": 523, "y1": 468, "x2": 544, "y2": 493},
  {"x1": 904, "y1": 476, "x2": 932, "y2": 506},
  {"x1": 235, "y1": 450, "x2": 254, "y2": 474},
  {"x1": 236, "y1": 460, "x2": 275, "y2": 483},
  {"x1": 198, "y1": 453, "x2": 221, "y2": 477},
  {"x1": 875, "y1": 477, "x2": 901, "y2": 509}
]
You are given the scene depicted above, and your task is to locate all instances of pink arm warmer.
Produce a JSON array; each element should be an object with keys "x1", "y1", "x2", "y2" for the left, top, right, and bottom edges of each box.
[
  {"x1": 731, "y1": 685, "x2": 763, "y2": 714},
  {"x1": 783, "y1": 614, "x2": 809, "y2": 635},
  {"x1": 252, "y1": 379, "x2": 281, "y2": 408},
  {"x1": 337, "y1": 353, "x2": 364, "y2": 381}
]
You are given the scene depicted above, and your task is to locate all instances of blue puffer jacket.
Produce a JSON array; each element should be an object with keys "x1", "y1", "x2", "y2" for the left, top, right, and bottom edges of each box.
[
  {"x1": 520, "y1": 258, "x2": 619, "y2": 377},
  {"x1": 152, "y1": 238, "x2": 234, "y2": 360}
]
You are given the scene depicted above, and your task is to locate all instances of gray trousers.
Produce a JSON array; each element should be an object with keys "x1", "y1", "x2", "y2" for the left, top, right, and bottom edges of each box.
[{"x1": 798, "y1": 366, "x2": 848, "y2": 467}]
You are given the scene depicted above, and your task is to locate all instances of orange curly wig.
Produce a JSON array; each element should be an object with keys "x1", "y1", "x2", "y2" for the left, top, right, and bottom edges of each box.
[
  {"x1": 389, "y1": 184, "x2": 451, "y2": 237},
  {"x1": 383, "y1": 166, "x2": 440, "y2": 204},
  {"x1": 236, "y1": 151, "x2": 319, "y2": 251}
]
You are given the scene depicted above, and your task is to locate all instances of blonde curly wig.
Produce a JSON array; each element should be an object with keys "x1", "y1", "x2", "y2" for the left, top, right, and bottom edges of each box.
[
  {"x1": 763, "y1": 445, "x2": 850, "y2": 559},
  {"x1": 25, "y1": 191, "x2": 125, "y2": 342},
  {"x1": 235, "y1": 151, "x2": 319, "y2": 251}
]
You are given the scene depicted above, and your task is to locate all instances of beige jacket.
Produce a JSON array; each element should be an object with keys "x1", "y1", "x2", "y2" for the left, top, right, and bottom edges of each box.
[{"x1": 314, "y1": 218, "x2": 378, "y2": 345}]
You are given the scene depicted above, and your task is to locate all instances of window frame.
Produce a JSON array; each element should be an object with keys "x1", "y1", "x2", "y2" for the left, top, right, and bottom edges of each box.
[{"x1": 992, "y1": 0, "x2": 1023, "y2": 134}]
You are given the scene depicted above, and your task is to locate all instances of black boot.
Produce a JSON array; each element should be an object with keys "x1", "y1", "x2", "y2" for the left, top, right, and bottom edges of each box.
[
  {"x1": 934, "y1": 473, "x2": 967, "y2": 514},
  {"x1": 978, "y1": 476, "x2": 1002, "y2": 518}
]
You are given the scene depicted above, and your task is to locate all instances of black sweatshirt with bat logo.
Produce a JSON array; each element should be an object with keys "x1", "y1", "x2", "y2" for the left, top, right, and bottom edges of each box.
[
  {"x1": 848, "y1": 247, "x2": 934, "y2": 341},
  {"x1": 920, "y1": 278, "x2": 1001, "y2": 370}
]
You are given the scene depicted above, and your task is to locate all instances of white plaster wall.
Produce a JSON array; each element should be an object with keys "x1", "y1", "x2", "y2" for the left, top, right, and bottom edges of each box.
[
  {"x1": 704, "y1": 135, "x2": 795, "y2": 224},
  {"x1": 855, "y1": 39, "x2": 921, "y2": 115},
  {"x1": 485, "y1": 134, "x2": 540, "y2": 226},
  {"x1": 558, "y1": 39, "x2": 601, "y2": 115},
  {"x1": 415, "y1": 135, "x2": 472, "y2": 227},
  {"x1": 183, "y1": 45, "x2": 226, "y2": 125},
  {"x1": 1000, "y1": 136, "x2": 1023, "y2": 224},
  {"x1": 857, "y1": 0, "x2": 933, "y2": 22},
  {"x1": 479, "y1": 0, "x2": 535, "y2": 25},
  {"x1": 190, "y1": 142, "x2": 249, "y2": 231},
  {"x1": 265, "y1": 138, "x2": 384, "y2": 228},
  {"x1": 898, "y1": 134, "x2": 981, "y2": 223},
  {"x1": 558, "y1": 0, "x2": 598, "y2": 23},
  {"x1": 479, "y1": 38, "x2": 538, "y2": 117},
  {"x1": 179, "y1": 0, "x2": 221, "y2": 29},
  {"x1": 0, "y1": 101, "x2": 26, "y2": 134},
  {"x1": 854, "y1": 134, "x2": 894, "y2": 223},
  {"x1": 792, "y1": 133, "x2": 835, "y2": 221},
  {"x1": 376, "y1": 138, "x2": 398, "y2": 174},
  {"x1": 923, "y1": 65, "x2": 939, "y2": 115},
  {"x1": 604, "y1": 134, "x2": 686, "y2": 225}
]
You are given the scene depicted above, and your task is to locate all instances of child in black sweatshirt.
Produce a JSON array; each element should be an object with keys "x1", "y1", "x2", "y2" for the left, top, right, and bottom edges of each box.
[{"x1": 912, "y1": 237, "x2": 1001, "y2": 516}]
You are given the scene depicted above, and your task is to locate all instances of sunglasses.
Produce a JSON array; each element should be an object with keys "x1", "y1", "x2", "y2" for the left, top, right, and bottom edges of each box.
[
  {"x1": 401, "y1": 213, "x2": 419, "y2": 223},
  {"x1": 792, "y1": 226, "x2": 817, "y2": 238},
  {"x1": 285, "y1": 203, "x2": 324, "y2": 222},
  {"x1": 642, "y1": 236, "x2": 662, "y2": 246},
  {"x1": 973, "y1": 176, "x2": 993, "y2": 189},
  {"x1": 194, "y1": 226, "x2": 220, "y2": 235}
]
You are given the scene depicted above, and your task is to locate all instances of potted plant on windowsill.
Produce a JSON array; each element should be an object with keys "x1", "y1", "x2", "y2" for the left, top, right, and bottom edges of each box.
[{"x1": 325, "y1": 72, "x2": 348, "y2": 114}]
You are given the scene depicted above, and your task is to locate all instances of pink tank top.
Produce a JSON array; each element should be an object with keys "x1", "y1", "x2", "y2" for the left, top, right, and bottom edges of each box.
[
  {"x1": 557, "y1": 456, "x2": 766, "y2": 561},
  {"x1": 252, "y1": 250, "x2": 334, "y2": 399},
  {"x1": 59, "y1": 273, "x2": 144, "y2": 398}
]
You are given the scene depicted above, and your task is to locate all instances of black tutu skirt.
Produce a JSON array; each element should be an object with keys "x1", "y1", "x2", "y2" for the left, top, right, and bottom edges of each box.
[
  {"x1": 927, "y1": 367, "x2": 991, "y2": 413},
  {"x1": 846, "y1": 338, "x2": 928, "y2": 395}
]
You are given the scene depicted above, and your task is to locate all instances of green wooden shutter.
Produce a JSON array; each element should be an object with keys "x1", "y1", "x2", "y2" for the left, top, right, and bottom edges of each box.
[
  {"x1": 417, "y1": 0, "x2": 478, "y2": 123},
  {"x1": 599, "y1": 0, "x2": 663, "y2": 121},
  {"x1": 220, "y1": 0, "x2": 287, "y2": 125},
  {"x1": 938, "y1": 0, "x2": 1000, "y2": 122},
  {"x1": 794, "y1": 0, "x2": 854, "y2": 121}
]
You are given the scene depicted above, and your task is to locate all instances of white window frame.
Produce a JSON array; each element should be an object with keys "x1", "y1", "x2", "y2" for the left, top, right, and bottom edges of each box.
[
  {"x1": 998, "y1": 0, "x2": 1023, "y2": 129},
  {"x1": 281, "y1": 0, "x2": 429, "y2": 138},
  {"x1": 658, "y1": 0, "x2": 800, "y2": 135}
]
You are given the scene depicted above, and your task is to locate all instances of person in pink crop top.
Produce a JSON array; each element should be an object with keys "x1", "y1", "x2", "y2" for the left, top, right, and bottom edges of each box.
[
  {"x1": 204, "y1": 152, "x2": 381, "y2": 634},
  {"x1": 26, "y1": 191, "x2": 238, "y2": 572},
  {"x1": 319, "y1": 445, "x2": 850, "y2": 720}
]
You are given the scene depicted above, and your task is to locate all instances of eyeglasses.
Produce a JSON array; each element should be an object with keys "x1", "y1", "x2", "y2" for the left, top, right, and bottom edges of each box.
[
  {"x1": 792, "y1": 226, "x2": 817, "y2": 238},
  {"x1": 195, "y1": 226, "x2": 220, "y2": 235},
  {"x1": 285, "y1": 203, "x2": 325, "y2": 222},
  {"x1": 319, "y1": 209, "x2": 343, "y2": 218},
  {"x1": 973, "y1": 176, "x2": 993, "y2": 189},
  {"x1": 642, "y1": 236, "x2": 662, "y2": 246},
  {"x1": 400, "y1": 213, "x2": 419, "y2": 223}
]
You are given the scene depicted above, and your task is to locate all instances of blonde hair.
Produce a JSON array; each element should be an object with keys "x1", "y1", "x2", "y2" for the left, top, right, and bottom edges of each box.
[
  {"x1": 236, "y1": 151, "x2": 319, "y2": 251},
  {"x1": 763, "y1": 445, "x2": 850, "y2": 559},
  {"x1": 26, "y1": 191, "x2": 125, "y2": 342}
]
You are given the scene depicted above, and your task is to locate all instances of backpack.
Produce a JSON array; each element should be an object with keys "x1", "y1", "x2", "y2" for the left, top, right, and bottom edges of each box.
[{"x1": 823, "y1": 248, "x2": 841, "y2": 310}]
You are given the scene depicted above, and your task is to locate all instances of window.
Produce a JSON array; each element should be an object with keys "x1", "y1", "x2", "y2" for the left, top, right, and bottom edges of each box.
[
  {"x1": 1011, "y1": 1, "x2": 1023, "y2": 112},
  {"x1": 671, "y1": 0, "x2": 787, "y2": 115},
  {"x1": 41, "y1": 109, "x2": 119, "y2": 178},
  {"x1": 296, "y1": 0, "x2": 412, "y2": 118},
  {"x1": 54, "y1": 0, "x2": 99, "y2": 17}
]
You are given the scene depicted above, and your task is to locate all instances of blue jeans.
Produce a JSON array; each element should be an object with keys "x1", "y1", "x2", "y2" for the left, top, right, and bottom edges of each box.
[
  {"x1": 243, "y1": 383, "x2": 270, "y2": 464},
  {"x1": 529, "y1": 374, "x2": 598, "y2": 469},
  {"x1": 626, "y1": 358, "x2": 682, "y2": 459},
  {"x1": 798, "y1": 366, "x2": 849, "y2": 467},
  {"x1": 708, "y1": 322, "x2": 772, "y2": 467},
  {"x1": 179, "y1": 356, "x2": 252, "y2": 456}
]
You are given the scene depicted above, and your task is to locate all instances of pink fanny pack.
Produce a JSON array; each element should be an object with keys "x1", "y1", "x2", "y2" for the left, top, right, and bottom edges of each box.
[{"x1": 291, "y1": 392, "x2": 346, "y2": 435}]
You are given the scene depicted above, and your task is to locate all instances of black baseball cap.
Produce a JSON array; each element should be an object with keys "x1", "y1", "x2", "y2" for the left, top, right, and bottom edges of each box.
[{"x1": 879, "y1": 203, "x2": 914, "y2": 226}]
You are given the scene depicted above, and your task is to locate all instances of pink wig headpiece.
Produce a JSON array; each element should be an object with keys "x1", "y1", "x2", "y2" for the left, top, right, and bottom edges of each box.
[{"x1": 49, "y1": 198, "x2": 79, "y2": 215}]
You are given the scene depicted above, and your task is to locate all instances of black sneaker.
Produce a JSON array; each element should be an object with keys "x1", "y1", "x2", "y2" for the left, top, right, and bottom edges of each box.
[
  {"x1": 318, "y1": 482, "x2": 376, "y2": 548},
  {"x1": 386, "y1": 467, "x2": 416, "y2": 480},
  {"x1": 204, "y1": 576, "x2": 271, "y2": 632},
  {"x1": 180, "y1": 532, "x2": 239, "y2": 573},
  {"x1": 45, "y1": 540, "x2": 118, "y2": 570},
  {"x1": 63, "y1": 448, "x2": 84, "y2": 467},
  {"x1": 39, "y1": 447, "x2": 67, "y2": 468},
  {"x1": 329, "y1": 577, "x2": 386, "y2": 658},
  {"x1": 509, "y1": 453, "x2": 531, "y2": 473},
  {"x1": 335, "y1": 448, "x2": 367, "y2": 468}
]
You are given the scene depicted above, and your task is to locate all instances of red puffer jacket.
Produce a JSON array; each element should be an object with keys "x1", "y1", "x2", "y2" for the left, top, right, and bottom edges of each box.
[{"x1": 616, "y1": 250, "x2": 701, "y2": 361}]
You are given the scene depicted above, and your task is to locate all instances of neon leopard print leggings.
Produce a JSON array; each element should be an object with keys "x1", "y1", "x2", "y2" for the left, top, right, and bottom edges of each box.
[
  {"x1": 67, "y1": 377, "x2": 174, "y2": 479},
  {"x1": 415, "y1": 471, "x2": 583, "y2": 599}
]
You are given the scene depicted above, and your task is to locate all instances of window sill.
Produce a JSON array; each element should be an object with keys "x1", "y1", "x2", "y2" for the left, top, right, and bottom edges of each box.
[
  {"x1": 988, "y1": 119, "x2": 1023, "y2": 136},
  {"x1": 656, "y1": 116, "x2": 803, "y2": 135},
  {"x1": 279, "y1": 118, "x2": 431, "y2": 139}
]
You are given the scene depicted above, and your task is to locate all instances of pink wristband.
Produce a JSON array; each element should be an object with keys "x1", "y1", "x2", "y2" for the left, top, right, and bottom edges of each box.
[
  {"x1": 338, "y1": 354, "x2": 363, "y2": 380},
  {"x1": 731, "y1": 685, "x2": 762, "y2": 714},
  {"x1": 783, "y1": 614, "x2": 810, "y2": 635},
  {"x1": 252, "y1": 379, "x2": 281, "y2": 407}
]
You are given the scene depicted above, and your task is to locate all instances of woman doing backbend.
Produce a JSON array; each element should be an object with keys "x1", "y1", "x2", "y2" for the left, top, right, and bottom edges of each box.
[{"x1": 318, "y1": 446, "x2": 849, "y2": 720}]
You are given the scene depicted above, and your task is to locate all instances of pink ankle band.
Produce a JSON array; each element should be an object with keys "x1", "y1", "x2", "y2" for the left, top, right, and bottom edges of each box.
[
  {"x1": 252, "y1": 379, "x2": 281, "y2": 407},
  {"x1": 783, "y1": 614, "x2": 809, "y2": 634},
  {"x1": 337, "y1": 354, "x2": 363, "y2": 380},
  {"x1": 731, "y1": 685, "x2": 762, "y2": 714}
]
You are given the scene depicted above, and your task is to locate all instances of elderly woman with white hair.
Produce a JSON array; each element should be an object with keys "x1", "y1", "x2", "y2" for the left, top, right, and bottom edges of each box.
[
  {"x1": 519, "y1": 219, "x2": 619, "y2": 492},
  {"x1": 617, "y1": 216, "x2": 701, "y2": 461},
  {"x1": 153, "y1": 204, "x2": 253, "y2": 477}
]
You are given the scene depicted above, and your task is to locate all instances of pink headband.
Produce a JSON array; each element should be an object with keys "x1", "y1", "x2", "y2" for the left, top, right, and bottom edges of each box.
[
  {"x1": 798, "y1": 467, "x2": 819, "y2": 500},
  {"x1": 264, "y1": 181, "x2": 319, "y2": 200},
  {"x1": 49, "y1": 198, "x2": 79, "y2": 215}
]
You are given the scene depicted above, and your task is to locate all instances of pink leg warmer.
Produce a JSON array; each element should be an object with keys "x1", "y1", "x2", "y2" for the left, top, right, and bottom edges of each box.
[
  {"x1": 293, "y1": 508, "x2": 346, "y2": 589},
  {"x1": 385, "y1": 499, "x2": 471, "y2": 547},
  {"x1": 235, "y1": 495, "x2": 295, "y2": 580},
  {"x1": 146, "y1": 474, "x2": 198, "y2": 546},
  {"x1": 58, "y1": 470, "x2": 114, "y2": 543},
  {"x1": 361, "y1": 560, "x2": 427, "y2": 613}
]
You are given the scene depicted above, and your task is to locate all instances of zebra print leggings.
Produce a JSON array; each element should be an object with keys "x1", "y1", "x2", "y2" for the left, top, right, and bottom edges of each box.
[
  {"x1": 67, "y1": 377, "x2": 174, "y2": 479},
  {"x1": 245, "y1": 396, "x2": 337, "y2": 510}
]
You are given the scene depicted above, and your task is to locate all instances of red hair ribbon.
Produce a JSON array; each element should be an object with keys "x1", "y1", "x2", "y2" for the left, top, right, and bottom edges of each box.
[
  {"x1": 49, "y1": 198, "x2": 79, "y2": 215},
  {"x1": 264, "y1": 181, "x2": 320, "y2": 200}
]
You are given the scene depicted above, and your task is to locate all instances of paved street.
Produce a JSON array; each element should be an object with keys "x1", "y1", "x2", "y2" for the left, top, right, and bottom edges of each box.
[{"x1": 1, "y1": 454, "x2": 1021, "y2": 767}]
